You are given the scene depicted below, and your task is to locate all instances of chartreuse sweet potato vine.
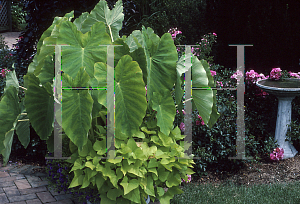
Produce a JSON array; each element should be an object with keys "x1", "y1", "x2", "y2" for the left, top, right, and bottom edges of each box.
[{"x1": 0, "y1": 0, "x2": 220, "y2": 203}]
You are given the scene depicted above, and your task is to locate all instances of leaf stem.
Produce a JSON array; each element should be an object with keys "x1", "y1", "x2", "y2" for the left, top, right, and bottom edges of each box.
[
  {"x1": 18, "y1": 119, "x2": 29, "y2": 122},
  {"x1": 19, "y1": 86, "x2": 27, "y2": 90}
]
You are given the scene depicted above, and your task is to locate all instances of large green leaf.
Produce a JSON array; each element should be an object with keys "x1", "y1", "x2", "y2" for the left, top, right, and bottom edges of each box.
[
  {"x1": 33, "y1": 14, "x2": 73, "y2": 77},
  {"x1": 15, "y1": 110, "x2": 30, "y2": 149},
  {"x1": 95, "y1": 55, "x2": 147, "y2": 137},
  {"x1": 141, "y1": 27, "x2": 178, "y2": 109},
  {"x1": 0, "y1": 86, "x2": 20, "y2": 166},
  {"x1": 57, "y1": 21, "x2": 111, "y2": 79},
  {"x1": 190, "y1": 56, "x2": 214, "y2": 126},
  {"x1": 73, "y1": 12, "x2": 89, "y2": 31},
  {"x1": 113, "y1": 38, "x2": 131, "y2": 68},
  {"x1": 24, "y1": 73, "x2": 54, "y2": 140},
  {"x1": 129, "y1": 47, "x2": 148, "y2": 86},
  {"x1": 4, "y1": 70, "x2": 19, "y2": 93},
  {"x1": 114, "y1": 55, "x2": 147, "y2": 137},
  {"x1": 175, "y1": 54, "x2": 220, "y2": 128},
  {"x1": 38, "y1": 55, "x2": 55, "y2": 86},
  {"x1": 1, "y1": 129, "x2": 15, "y2": 167},
  {"x1": 152, "y1": 90, "x2": 176, "y2": 136},
  {"x1": 61, "y1": 68, "x2": 93, "y2": 151},
  {"x1": 79, "y1": 0, "x2": 124, "y2": 42},
  {"x1": 125, "y1": 30, "x2": 144, "y2": 52},
  {"x1": 199, "y1": 59, "x2": 220, "y2": 128}
]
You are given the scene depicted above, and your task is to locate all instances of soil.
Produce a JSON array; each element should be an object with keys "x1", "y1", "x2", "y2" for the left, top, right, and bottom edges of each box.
[
  {"x1": 2, "y1": 151, "x2": 300, "y2": 188},
  {"x1": 193, "y1": 153, "x2": 300, "y2": 188}
]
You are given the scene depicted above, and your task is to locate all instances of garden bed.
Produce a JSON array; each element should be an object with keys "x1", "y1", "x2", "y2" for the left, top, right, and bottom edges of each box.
[
  {"x1": 192, "y1": 153, "x2": 300, "y2": 188},
  {"x1": 2, "y1": 151, "x2": 300, "y2": 189}
]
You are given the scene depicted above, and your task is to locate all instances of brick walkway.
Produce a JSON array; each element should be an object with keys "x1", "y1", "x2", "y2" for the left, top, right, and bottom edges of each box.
[
  {"x1": 0, "y1": 163, "x2": 161, "y2": 204},
  {"x1": 0, "y1": 163, "x2": 81, "y2": 204}
]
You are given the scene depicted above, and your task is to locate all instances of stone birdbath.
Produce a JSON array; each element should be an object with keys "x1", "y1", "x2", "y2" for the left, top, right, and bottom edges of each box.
[{"x1": 256, "y1": 78, "x2": 300, "y2": 159}]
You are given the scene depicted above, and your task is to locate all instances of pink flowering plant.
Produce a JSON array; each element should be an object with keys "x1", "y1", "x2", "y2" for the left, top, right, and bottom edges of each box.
[
  {"x1": 168, "y1": 27, "x2": 185, "y2": 47},
  {"x1": 169, "y1": 29, "x2": 217, "y2": 63},
  {"x1": 181, "y1": 174, "x2": 191, "y2": 184},
  {"x1": 270, "y1": 147, "x2": 284, "y2": 161}
]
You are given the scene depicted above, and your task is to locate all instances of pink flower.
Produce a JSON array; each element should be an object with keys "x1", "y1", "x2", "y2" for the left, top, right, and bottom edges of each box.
[
  {"x1": 196, "y1": 115, "x2": 205, "y2": 125},
  {"x1": 210, "y1": 70, "x2": 216, "y2": 76},
  {"x1": 213, "y1": 33, "x2": 217, "y2": 36},
  {"x1": 245, "y1": 70, "x2": 268, "y2": 84},
  {"x1": 231, "y1": 70, "x2": 243, "y2": 82},
  {"x1": 270, "y1": 148, "x2": 284, "y2": 161},
  {"x1": 216, "y1": 81, "x2": 223, "y2": 87},
  {"x1": 179, "y1": 122, "x2": 185, "y2": 131},
  {"x1": 289, "y1": 72, "x2": 300, "y2": 79},
  {"x1": 181, "y1": 175, "x2": 191, "y2": 183},
  {"x1": 270, "y1": 68, "x2": 282, "y2": 80},
  {"x1": 168, "y1": 27, "x2": 182, "y2": 40},
  {"x1": 270, "y1": 153, "x2": 276, "y2": 160},
  {"x1": 1, "y1": 68, "x2": 10, "y2": 77}
]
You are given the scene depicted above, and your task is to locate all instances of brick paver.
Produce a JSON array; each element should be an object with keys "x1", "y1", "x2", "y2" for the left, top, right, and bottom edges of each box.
[
  {"x1": 14, "y1": 179, "x2": 31, "y2": 190},
  {"x1": 1, "y1": 176, "x2": 18, "y2": 182},
  {"x1": 3, "y1": 186, "x2": 21, "y2": 197},
  {"x1": 0, "y1": 171, "x2": 10, "y2": 177},
  {"x1": 8, "y1": 193, "x2": 38, "y2": 203},
  {"x1": 19, "y1": 186, "x2": 47, "y2": 195},
  {"x1": 25, "y1": 198, "x2": 42, "y2": 204},
  {"x1": 0, "y1": 192, "x2": 10, "y2": 203},
  {"x1": 0, "y1": 181, "x2": 15, "y2": 188},
  {"x1": 36, "y1": 191, "x2": 56, "y2": 203},
  {"x1": 9, "y1": 166, "x2": 32, "y2": 174},
  {"x1": 12, "y1": 201, "x2": 26, "y2": 204}
]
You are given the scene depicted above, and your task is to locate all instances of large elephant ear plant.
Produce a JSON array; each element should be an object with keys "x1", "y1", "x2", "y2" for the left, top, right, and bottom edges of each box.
[{"x1": 0, "y1": 0, "x2": 220, "y2": 203}]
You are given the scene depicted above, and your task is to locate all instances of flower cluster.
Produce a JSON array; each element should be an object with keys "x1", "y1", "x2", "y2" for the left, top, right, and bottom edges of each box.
[
  {"x1": 1, "y1": 68, "x2": 10, "y2": 77},
  {"x1": 230, "y1": 70, "x2": 244, "y2": 82},
  {"x1": 288, "y1": 71, "x2": 300, "y2": 79},
  {"x1": 270, "y1": 147, "x2": 284, "y2": 161},
  {"x1": 270, "y1": 68, "x2": 282, "y2": 80},
  {"x1": 168, "y1": 28, "x2": 217, "y2": 63},
  {"x1": 168, "y1": 27, "x2": 182, "y2": 40},
  {"x1": 181, "y1": 174, "x2": 191, "y2": 183},
  {"x1": 245, "y1": 70, "x2": 269, "y2": 85}
]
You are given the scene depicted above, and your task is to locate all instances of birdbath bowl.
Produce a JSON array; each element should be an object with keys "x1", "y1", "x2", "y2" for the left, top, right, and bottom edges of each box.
[{"x1": 256, "y1": 78, "x2": 300, "y2": 159}]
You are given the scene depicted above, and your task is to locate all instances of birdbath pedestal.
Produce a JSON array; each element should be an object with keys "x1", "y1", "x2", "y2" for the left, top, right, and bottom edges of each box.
[{"x1": 256, "y1": 79, "x2": 300, "y2": 159}]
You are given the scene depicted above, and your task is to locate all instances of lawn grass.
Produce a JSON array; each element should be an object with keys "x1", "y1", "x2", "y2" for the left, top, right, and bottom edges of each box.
[{"x1": 170, "y1": 180, "x2": 300, "y2": 204}]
